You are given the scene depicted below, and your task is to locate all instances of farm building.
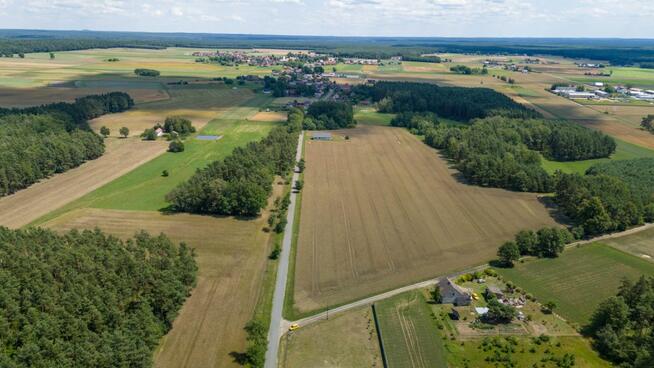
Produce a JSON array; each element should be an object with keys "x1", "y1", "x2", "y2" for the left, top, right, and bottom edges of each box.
[
  {"x1": 311, "y1": 132, "x2": 332, "y2": 141},
  {"x1": 438, "y1": 278, "x2": 472, "y2": 306}
]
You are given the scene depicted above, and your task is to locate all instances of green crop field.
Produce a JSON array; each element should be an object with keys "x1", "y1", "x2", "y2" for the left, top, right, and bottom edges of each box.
[
  {"x1": 603, "y1": 226, "x2": 654, "y2": 261},
  {"x1": 496, "y1": 243, "x2": 654, "y2": 325},
  {"x1": 354, "y1": 107, "x2": 395, "y2": 126},
  {"x1": 34, "y1": 119, "x2": 277, "y2": 220},
  {"x1": 542, "y1": 138, "x2": 654, "y2": 174},
  {"x1": 374, "y1": 291, "x2": 447, "y2": 368},
  {"x1": 567, "y1": 66, "x2": 654, "y2": 89}
]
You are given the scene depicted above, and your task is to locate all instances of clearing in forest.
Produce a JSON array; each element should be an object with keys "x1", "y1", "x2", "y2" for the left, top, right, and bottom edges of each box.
[{"x1": 293, "y1": 125, "x2": 557, "y2": 313}]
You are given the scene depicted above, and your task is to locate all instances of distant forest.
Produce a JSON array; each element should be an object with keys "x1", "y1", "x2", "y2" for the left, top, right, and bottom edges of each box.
[
  {"x1": 0, "y1": 227, "x2": 197, "y2": 368},
  {"x1": 0, "y1": 30, "x2": 653, "y2": 65},
  {"x1": 0, "y1": 92, "x2": 134, "y2": 197}
]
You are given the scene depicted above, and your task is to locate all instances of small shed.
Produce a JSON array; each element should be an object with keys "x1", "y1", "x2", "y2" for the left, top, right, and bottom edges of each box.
[
  {"x1": 475, "y1": 307, "x2": 489, "y2": 316},
  {"x1": 311, "y1": 132, "x2": 332, "y2": 141}
]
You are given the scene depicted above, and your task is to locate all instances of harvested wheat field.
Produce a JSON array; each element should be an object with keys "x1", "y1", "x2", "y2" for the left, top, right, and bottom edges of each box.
[
  {"x1": 250, "y1": 111, "x2": 288, "y2": 122},
  {"x1": 43, "y1": 202, "x2": 277, "y2": 368},
  {"x1": 293, "y1": 126, "x2": 558, "y2": 313},
  {"x1": 0, "y1": 138, "x2": 167, "y2": 229}
]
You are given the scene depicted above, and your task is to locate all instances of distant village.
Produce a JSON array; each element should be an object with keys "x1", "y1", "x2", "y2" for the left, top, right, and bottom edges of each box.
[{"x1": 551, "y1": 83, "x2": 654, "y2": 102}]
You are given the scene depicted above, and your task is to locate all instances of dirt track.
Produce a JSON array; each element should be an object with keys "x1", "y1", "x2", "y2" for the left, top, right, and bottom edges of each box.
[
  {"x1": 293, "y1": 126, "x2": 558, "y2": 313},
  {"x1": 0, "y1": 138, "x2": 167, "y2": 228}
]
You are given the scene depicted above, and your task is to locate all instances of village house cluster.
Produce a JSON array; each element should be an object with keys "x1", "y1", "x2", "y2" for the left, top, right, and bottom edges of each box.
[{"x1": 552, "y1": 83, "x2": 654, "y2": 101}]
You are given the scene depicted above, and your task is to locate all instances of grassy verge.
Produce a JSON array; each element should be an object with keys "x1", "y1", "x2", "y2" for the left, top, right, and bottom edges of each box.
[{"x1": 282, "y1": 135, "x2": 306, "y2": 321}]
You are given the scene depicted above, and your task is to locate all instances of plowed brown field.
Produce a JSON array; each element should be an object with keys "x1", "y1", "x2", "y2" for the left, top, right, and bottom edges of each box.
[{"x1": 293, "y1": 126, "x2": 558, "y2": 312}]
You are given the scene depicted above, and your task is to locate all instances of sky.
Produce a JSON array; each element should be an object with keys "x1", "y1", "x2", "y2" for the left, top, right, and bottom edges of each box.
[{"x1": 0, "y1": 0, "x2": 652, "y2": 38}]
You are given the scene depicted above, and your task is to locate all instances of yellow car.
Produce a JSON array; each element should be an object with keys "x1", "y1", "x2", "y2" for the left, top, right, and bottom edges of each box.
[
  {"x1": 472, "y1": 292, "x2": 480, "y2": 300},
  {"x1": 289, "y1": 323, "x2": 300, "y2": 331}
]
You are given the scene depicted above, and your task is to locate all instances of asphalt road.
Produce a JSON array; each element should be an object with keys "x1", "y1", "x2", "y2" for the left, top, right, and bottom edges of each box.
[{"x1": 264, "y1": 131, "x2": 304, "y2": 368}]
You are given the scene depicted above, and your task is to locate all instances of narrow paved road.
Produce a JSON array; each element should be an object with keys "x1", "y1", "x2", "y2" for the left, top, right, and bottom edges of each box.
[
  {"x1": 265, "y1": 131, "x2": 304, "y2": 368},
  {"x1": 283, "y1": 222, "x2": 654, "y2": 331}
]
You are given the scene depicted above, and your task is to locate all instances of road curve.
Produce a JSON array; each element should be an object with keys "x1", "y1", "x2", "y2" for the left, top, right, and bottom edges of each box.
[{"x1": 265, "y1": 131, "x2": 304, "y2": 368}]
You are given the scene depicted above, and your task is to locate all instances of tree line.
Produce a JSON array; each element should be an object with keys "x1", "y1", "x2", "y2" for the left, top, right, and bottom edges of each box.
[
  {"x1": 0, "y1": 227, "x2": 197, "y2": 368},
  {"x1": 165, "y1": 111, "x2": 301, "y2": 216},
  {"x1": 497, "y1": 227, "x2": 574, "y2": 266},
  {"x1": 0, "y1": 92, "x2": 134, "y2": 126},
  {"x1": 353, "y1": 81, "x2": 539, "y2": 122},
  {"x1": 450, "y1": 64, "x2": 488, "y2": 75},
  {"x1": 424, "y1": 116, "x2": 615, "y2": 193},
  {"x1": 0, "y1": 92, "x2": 134, "y2": 197}
]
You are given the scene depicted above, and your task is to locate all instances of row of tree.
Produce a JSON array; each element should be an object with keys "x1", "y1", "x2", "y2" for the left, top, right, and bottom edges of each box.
[
  {"x1": 424, "y1": 116, "x2": 615, "y2": 193},
  {"x1": 0, "y1": 92, "x2": 134, "y2": 126},
  {"x1": 165, "y1": 111, "x2": 301, "y2": 216},
  {"x1": 134, "y1": 68, "x2": 160, "y2": 77},
  {"x1": 0, "y1": 227, "x2": 197, "y2": 368},
  {"x1": 497, "y1": 227, "x2": 574, "y2": 266},
  {"x1": 450, "y1": 64, "x2": 488, "y2": 75},
  {"x1": 353, "y1": 81, "x2": 539, "y2": 122}
]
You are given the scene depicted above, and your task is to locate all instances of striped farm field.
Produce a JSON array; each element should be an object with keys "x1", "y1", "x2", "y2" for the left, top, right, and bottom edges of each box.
[
  {"x1": 292, "y1": 125, "x2": 558, "y2": 314},
  {"x1": 374, "y1": 291, "x2": 447, "y2": 368}
]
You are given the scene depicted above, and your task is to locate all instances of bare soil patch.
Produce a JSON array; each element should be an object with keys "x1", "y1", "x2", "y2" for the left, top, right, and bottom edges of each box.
[
  {"x1": 250, "y1": 111, "x2": 288, "y2": 122},
  {"x1": 293, "y1": 126, "x2": 558, "y2": 313},
  {"x1": 0, "y1": 138, "x2": 167, "y2": 229}
]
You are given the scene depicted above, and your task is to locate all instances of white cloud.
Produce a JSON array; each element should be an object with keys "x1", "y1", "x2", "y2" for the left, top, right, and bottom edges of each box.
[{"x1": 1, "y1": 0, "x2": 652, "y2": 37}]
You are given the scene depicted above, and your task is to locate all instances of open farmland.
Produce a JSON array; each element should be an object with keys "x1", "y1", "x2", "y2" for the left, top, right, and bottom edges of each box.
[
  {"x1": 0, "y1": 137, "x2": 167, "y2": 229},
  {"x1": 496, "y1": 243, "x2": 654, "y2": 325},
  {"x1": 279, "y1": 307, "x2": 381, "y2": 368},
  {"x1": 88, "y1": 84, "x2": 258, "y2": 136},
  {"x1": 32, "y1": 105, "x2": 277, "y2": 225},
  {"x1": 292, "y1": 125, "x2": 558, "y2": 313},
  {"x1": 374, "y1": 291, "x2": 447, "y2": 368},
  {"x1": 603, "y1": 226, "x2": 654, "y2": 261},
  {"x1": 42, "y1": 202, "x2": 280, "y2": 368}
]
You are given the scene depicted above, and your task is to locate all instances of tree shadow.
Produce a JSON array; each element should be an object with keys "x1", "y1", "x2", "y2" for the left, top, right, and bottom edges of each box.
[{"x1": 229, "y1": 351, "x2": 248, "y2": 366}]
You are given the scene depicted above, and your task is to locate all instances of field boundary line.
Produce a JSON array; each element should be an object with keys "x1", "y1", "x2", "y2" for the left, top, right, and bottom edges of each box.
[
  {"x1": 371, "y1": 303, "x2": 389, "y2": 368},
  {"x1": 287, "y1": 221, "x2": 654, "y2": 329}
]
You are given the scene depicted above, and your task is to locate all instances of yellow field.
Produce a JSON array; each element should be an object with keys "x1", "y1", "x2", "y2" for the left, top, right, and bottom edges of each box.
[
  {"x1": 250, "y1": 111, "x2": 288, "y2": 122},
  {"x1": 293, "y1": 126, "x2": 557, "y2": 313}
]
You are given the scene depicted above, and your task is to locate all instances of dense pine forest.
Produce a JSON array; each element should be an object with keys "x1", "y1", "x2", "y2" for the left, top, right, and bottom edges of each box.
[
  {"x1": 0, "y1": 227, "x2": 197, "y2": 368},
  {"x1": 165, "y1": 109, "x2": 302, "y2": 216},
  {"x1": 353, "y1": 81, "x2": 539, "y2": 121},
  {"x1": 0, "y1": 92, "x2": 134, "y2": 197},
  {"x1": 303, "y1": 101, "x2": 355, "y2": 130}
]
